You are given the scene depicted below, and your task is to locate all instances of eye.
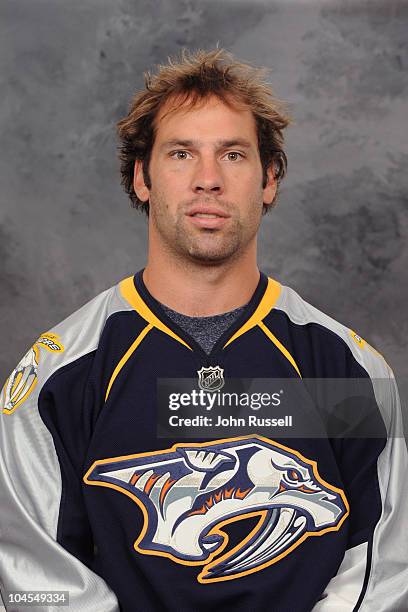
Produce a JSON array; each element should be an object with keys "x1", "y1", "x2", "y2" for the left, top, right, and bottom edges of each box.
[
  {"x1": 284, "y1": 469, "x2": 303, "y2": 485},
  {"x1": 170, "y1": 150, "x2": 192, "y2": 160},
  {"x1": 222, "y1": 151, "x2": 244, "y2": 162}
]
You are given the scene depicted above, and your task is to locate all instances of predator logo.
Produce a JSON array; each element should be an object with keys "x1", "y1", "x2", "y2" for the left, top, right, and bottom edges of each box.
[{"x1": 84, "y1": 436, "x2": 349, "y2": 583}]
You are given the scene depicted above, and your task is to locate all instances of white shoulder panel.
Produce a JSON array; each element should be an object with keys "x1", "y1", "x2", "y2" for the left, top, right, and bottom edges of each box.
[
  {"x1": 43, "y1": 281, "x2": 134, "y2": 389},
  {"x1": 0, "y1": 280, "x2": 130, "y2": 611},
  {"x1": 276, "y1": 284, "x2": 389, "y2": 379},
  {"x1": 276, "y1": 284, "x2": 408, "y2": 611}
]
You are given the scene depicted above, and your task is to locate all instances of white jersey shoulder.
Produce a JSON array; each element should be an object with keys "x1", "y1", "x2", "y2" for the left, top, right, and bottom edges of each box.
[
  {"x1": 276, "y1": 283, "x2": 389, "y2": 377},
  {"x1": 2, "y1": 280, "x2": 131, "y2": 416}
]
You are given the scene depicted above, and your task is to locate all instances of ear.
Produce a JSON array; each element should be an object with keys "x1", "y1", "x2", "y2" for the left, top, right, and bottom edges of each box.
[
  {"x1": 262, "y1": 163, "x2": 278, "y2": 207},
  {"x1": 133, "y1": 160, "x2": 150, "y2": 202}
]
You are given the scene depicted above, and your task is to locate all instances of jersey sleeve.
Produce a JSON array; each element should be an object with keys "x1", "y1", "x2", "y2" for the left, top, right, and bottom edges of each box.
[
  {"x1": 313, "y1": 366, "x2": 408, "y2": 611},
  {"x1": 0, "y1": 336, "x2": 119, "y2": 612}
]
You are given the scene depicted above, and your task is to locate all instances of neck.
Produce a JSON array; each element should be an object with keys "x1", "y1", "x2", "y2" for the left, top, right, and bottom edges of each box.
[{"x1": 143, "y1": 245, "x2": 260, "y2": 317}]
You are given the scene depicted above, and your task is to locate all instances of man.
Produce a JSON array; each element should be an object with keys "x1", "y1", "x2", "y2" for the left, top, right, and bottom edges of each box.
[{"x1": 0, "y1": 48, "x2": 407, "y2": 612}]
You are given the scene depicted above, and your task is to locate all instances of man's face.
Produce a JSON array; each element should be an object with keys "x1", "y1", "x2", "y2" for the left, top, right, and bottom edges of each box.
[{"x1": 134, "y1": 95, "x2": 276, "y2": 265}]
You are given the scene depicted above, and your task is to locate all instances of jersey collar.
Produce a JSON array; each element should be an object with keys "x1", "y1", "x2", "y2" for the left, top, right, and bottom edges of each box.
[{"x1": 119, "y1": 269, "x2": 281, "y2": 357}]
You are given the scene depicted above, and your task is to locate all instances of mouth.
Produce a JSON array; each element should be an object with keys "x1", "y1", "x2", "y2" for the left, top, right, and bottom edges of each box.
[
  {"x1": 186, "y1": 208, "x2": 230, "y2": 229},
  {"x1": 190, "y1": 213, "x2": 224, "y2": 218},
  {"x1": 201, "y1": 507, "x2": 306, "y2": 581}
]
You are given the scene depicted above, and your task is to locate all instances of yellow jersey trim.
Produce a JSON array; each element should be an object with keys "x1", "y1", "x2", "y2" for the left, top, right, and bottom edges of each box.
[
  {"x1": 223, "y1": 277, "x2": 281, "y2": 349},
  {"x1": 105, "y1": 323, "x2": 153, "y2": 402},
  {"x1": 258, "y1": 321, "x2": 302, "y2": 378},
  {"x1": 119, "y1": 277, "x2": 192, "y2": 351}
]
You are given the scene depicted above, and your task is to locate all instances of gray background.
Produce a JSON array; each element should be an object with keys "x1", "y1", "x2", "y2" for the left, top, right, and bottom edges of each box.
[{"x1": 1, "y1": 0, "x2": 407, "y2": 397}]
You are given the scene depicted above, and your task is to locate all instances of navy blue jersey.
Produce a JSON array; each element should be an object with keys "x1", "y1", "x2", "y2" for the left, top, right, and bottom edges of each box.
[{"x1": 1, "y1": 270, "x2": 407, "y2": 612}]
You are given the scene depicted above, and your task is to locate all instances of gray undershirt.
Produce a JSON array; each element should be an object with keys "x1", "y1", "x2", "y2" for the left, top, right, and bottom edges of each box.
[{"x1": 160, "y1": 302, "x2": 248, "y2": 354}]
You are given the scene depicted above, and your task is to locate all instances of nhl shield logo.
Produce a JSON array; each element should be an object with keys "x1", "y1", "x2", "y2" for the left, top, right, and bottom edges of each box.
[{"x1": 197, "y1": 366, "x2": 225, "y2": 392}]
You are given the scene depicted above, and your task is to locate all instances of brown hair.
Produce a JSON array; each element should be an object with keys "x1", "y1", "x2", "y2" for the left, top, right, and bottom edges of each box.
[{"x1": 117, "y1": 47, "x2": 293, "y2": 215}]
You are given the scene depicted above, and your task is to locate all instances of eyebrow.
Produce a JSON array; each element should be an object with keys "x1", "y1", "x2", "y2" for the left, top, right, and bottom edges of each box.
[{"x1": 160, "y1": 138, "x2": 253, "y2": 151}]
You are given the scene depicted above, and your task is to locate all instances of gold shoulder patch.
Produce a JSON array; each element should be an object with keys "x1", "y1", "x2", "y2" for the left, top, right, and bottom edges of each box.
[
  {"x1": 2, "y1": 332, "x2": 64, "y2": 415},
  {"x1": 350, "y1": 330, "x2": 366, "y2": 349},
  {"x1": 36, "y1": 332, "x2": 65, "y2": 352},
  {"x1": 349, "y1": 330, "x2": 384, "y2": 360}
]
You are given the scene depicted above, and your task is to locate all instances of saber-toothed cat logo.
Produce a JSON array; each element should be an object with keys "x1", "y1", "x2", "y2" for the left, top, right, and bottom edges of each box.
[
  {"x1": 84, "y1": 436, "x2": 349, "y2": 583},
  {"x1": 2, "y1": 333, "x2": 64, "y2": 415}
]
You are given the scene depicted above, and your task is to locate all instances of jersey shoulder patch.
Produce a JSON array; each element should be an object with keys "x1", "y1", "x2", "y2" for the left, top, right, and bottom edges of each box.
[
  {"x1": 2, "y1": 333, "x2": 65, "y2": 415},
  {"x1": 2, "y1": 279, "x2": 132, "y2": 415}
]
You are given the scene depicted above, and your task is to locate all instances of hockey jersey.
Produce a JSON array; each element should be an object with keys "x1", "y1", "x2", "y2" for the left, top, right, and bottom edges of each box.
[{"x1": 1, "y1": 270, "x2": 407, "y2": 612}]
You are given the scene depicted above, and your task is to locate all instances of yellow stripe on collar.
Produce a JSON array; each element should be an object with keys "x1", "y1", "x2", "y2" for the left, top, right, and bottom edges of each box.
[
  {"x1": 223, "y1": 277, "x2": 281, "y2": 349},
  {"x1": 119, "y1": 276, "x2": 192, "y2": 351},
  {"x1": 258, "y1": 321, "x2": 302, "y2": 378},
  {"x1": 105, "y1": 323, "x2": 153, "y2": 402}
]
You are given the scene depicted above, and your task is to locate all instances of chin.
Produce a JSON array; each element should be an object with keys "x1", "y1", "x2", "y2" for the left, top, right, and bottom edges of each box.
[
  {"x1": 175, "y1": 229, "x2": 243, "y2": 264},
  {"x1": 186, "y1": 246, "x2": 239, "y2": 265}
]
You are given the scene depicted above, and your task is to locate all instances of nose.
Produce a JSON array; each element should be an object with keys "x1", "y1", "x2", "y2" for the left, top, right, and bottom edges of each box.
[{"x1": 191, "y1": 155, "x2": 224, "y2": 195}]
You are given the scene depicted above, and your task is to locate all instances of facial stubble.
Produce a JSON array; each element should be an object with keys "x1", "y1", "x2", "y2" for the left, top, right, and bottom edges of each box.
[{"x1": 149, "y1": 189, "x2": 264, "y2": 265}]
